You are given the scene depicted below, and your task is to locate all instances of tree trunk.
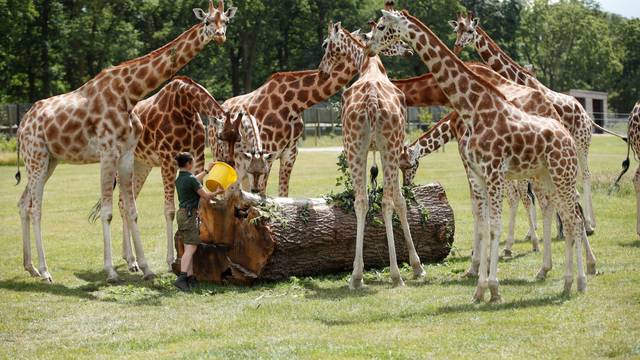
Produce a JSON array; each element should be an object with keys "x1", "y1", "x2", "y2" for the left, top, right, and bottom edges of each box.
[{"x1": 173, "y1": 184, "x2": 455, "y2": 285}]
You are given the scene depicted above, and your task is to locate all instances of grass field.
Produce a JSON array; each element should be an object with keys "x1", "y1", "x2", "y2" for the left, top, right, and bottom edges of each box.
[{"x1": 1, "y1": 136, "x2": 639, "y2": 359}]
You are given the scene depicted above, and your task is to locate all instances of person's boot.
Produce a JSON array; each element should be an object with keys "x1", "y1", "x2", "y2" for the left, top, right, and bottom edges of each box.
[
  {"x1": 174, "y1": 272, "x2": 190, "y2": 292},
  {"x1": 187, "y1": 275, "x2": 199, "y2": 290}
]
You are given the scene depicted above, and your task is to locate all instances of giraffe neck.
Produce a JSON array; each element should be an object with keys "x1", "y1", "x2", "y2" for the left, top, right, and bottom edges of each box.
[
  {"x1": 410, "y1": 113, "x2": 457, "y2": 159},
  {"x1": 182, "y1": 78, "x2": 226, "y2": 118},
  {"x1": 391, "y1": 73, "x2": 449, "y2": 107},
  {"x1": 84, "y1": 23, "x2": 211, "y2": 103},
  {"x1": 474, "y1": 27, "x2": 540, "y2": 89},
  {"x1": 399, "y1": 12, "x2": 509, "y2": 118},
  {"x1": 265, "y1": 65, "x2": 359, "y2": 112}
]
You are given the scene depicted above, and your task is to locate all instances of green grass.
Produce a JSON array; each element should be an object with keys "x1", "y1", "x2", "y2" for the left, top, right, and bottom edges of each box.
[{"x1": 1, "y1": 136, "x2": 639, "y2": 359}]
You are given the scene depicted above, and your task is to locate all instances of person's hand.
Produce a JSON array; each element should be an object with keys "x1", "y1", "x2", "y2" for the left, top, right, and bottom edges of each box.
[
  {"x1": 205, "y1": 162, "x2": 215, "y2": 172},
  {"x1": 208, "y1": 188, "x2": 225, "y2": 202}
]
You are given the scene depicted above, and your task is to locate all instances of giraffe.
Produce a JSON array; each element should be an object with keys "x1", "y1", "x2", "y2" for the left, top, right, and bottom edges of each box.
[
  {"x1": 613, "y1": 101, "x2": 640, "y2": 237},
  {"x1": 114, "y1": 77, "x2": 267, "y2": 273},
  {"x1": 319, "y1": 22, "x2": 425, "y2": 288},
  {"x1": 14, "y1": 0, "x2": 237, "y2": 283},
  {"x1": 214, "y1": 27, "x2": 411, "y2": 197},
  {"x1": 366, "y1": 6, "x2": 595, "y2": 300},
  {"x1": 391, "y1": 65, "x2": 544, "y2": 255},
  {"x1": 450, "y1": 13, "x2": 600, "y2": 234},
  {"x1": 399, "y1": 113, "x2": 539, "y2": 256}
]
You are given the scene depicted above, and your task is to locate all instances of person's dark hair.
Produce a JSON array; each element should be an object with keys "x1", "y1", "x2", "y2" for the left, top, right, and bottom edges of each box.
[{"x1": 175, "y1": 152, "x2": 194, "y2": 168}]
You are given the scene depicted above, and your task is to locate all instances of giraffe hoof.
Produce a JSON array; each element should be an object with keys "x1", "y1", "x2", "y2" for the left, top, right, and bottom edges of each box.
[
  {"x1": 532, "y1": 245, "x2": 540, "y2": 253},
  {"x1": 502, "y1": 249, "x2": 513, "y2": 258},
  {"x1": 472, "y1": 290, "x2": 485, "y2": 303},
  {"x1": 587, "y1": 263, "x2": 596, "y2": 275},
  {"x1": 463, "y1": 268, "x2": 479, "y2": 278},
  {"x1": 412, "y1": 265, "x2": 426, "y2": 279},
  {"x1": 349, "y1": 276, "x2": 364, "y2": 290},
  {"x1": 142, "y1": 271, "x2": 156, "y2": 281},
  {"x1": 24, "y1": 266, "x2": 41, "y2": 278},
  {"x1": 392, "y1": 276, "x2": 405, "y2": 288},
  {"x1": 128, "y1": 262, "x2": 140, "y2": 273},
  {"x1": 489, "y1": 294, "x2": 502, "y2": 304},
  {"x1": 577, "y1": 276, "x2": 587, "y2": 293},
  {"x1": 40, "y1": 272, "x2": 53, "y2": 283},
  {"x1": 563, "y1": 278, "x2": 573, "y2": 296},
  {"x1": 536, "y1": 268, "x2": 549, "y2": 280},
  {"x1": 585, "y1": 229, "x2": 595, "y2": 236},
  {"x1": 106, "y1": 272, "x2": 120, "y2": 284}
]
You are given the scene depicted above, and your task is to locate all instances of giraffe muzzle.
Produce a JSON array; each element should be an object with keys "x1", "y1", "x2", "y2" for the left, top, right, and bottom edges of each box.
[{"x1": 214, "y1": 35, "x2": 226, "y2": 44}]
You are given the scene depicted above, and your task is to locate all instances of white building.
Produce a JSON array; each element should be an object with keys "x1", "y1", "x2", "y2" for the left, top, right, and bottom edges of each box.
[{"x1": 567, "y1": 89, "x2": 608, "y2": 133}]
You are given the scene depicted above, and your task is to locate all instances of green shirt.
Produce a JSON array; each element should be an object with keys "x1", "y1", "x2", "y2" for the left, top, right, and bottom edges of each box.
[{"x1": 176, "y1": 170, "x2": 202, "y2": 210}]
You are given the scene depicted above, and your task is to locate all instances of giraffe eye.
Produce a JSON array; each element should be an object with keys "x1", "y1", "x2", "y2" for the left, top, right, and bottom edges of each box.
[{"x1": 377, "y1": 24, "x2": 385, "y2": 31}]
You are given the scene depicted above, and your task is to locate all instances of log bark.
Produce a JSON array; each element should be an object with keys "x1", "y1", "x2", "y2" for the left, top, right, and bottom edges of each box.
[{"x1": 173, "y1": 183, "x2": 455, "y2": 285}]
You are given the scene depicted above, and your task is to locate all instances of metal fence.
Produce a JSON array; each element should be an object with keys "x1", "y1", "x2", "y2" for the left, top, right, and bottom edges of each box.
[{"x1": 0, "y1": 103, "x2": 632, "y2": 139}]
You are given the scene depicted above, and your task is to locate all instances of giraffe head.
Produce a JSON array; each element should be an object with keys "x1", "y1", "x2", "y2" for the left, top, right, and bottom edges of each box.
[
  {"x1": 238, "y1": 107, "x2": 273, "y2": 194},
  {"x1": 213, "y1": 111, "x2": 243, "y2": 166},
  {"x1": 449, "y1": 12, "x2": 479, "y2": 55},
  {"x1": 242, "y1": 151, "x2": 273, "y2": 194},
  {"x1": 399, "y1": 144, "x2": 419, "y2": 186},
  {"x1": 193, "y1": 0, "x2": 237, "y2": 45},
  {"x1": 360, "y1": 20, "x2": 413, "y2": 57},
  {"x1": 318, "y1": 22, "x2": 362, "y2": 79},
  {"x1": 364, "y1": 7, "x2": 411, "y2": 57}
]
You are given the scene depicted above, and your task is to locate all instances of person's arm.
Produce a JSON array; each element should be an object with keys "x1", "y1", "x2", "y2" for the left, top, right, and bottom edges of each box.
[{"x1": 195, "y1": 162, "x2": 215, "y2": 182}]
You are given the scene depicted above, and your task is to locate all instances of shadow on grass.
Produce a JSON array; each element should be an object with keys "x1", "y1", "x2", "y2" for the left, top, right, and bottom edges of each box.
[
  {"x1": 437, "y1": 276, "x2": 537, "y2": 287},
  {"x1": 618, "y1": 240, "x2": 640, "y2": 248},
  {"x1": 315, "y1": 292, "x2": 569, "y2": 326},
  {"x1": 298, "y1": 277, "x2": 379, "y2": 300}
]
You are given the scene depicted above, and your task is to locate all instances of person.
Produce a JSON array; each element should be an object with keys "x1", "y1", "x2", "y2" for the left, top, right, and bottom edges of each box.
[{"x1": 173, "y1": 152, "x2": 222, "y2": 291}]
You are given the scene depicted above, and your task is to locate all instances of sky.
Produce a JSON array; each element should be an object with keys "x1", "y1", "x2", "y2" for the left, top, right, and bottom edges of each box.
[{"x1": 598, "y1": 0, "x2": 640, "y2": 18}]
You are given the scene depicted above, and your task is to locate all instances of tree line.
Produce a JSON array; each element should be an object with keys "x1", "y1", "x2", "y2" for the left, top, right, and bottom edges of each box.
[{"x1": 0, "y1": 0, "x2": 638, "y2": 113}]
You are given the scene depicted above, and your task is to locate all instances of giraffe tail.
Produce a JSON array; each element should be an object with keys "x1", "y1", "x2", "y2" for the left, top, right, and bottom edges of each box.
[
  {"x1": 88, "y1": 177, "x2": 118, "y2": 223},
  {"x1": 527, "y1": 182, "x2": 536, "y2": 206},
  {"x1": 591, "y1": 119, "x2": 628, "y2": 142},
  {"x1": 14, "y1": 138, "x2": 21, "y2": 185},
  {"x1": 370, "y1": 151, "x2": 379, "y2": 191},
  {"x1": 610, "y1": 137, "x2": 632, "y2": 194}
]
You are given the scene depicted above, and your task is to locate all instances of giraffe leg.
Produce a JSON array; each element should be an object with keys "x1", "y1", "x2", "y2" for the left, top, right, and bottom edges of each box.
[
  {"x1": 534, "y1": 185, "x2": 554, "y2": 280},
  {"x1": 100, "y1": 155, "x2": 120, "y2": 283},
  {"x1": 118, "y1": 151, "x2": 155, "y2": 280},
  {"x1": 394, "y1": 186, "x2": 425, "y2": 278},
  {"x1": 120, "y1": 160, "x2": 152, "y2": 272},
  {"x1": 161, "y1": 158, "x2": 178, "y2": 271},
  {"x1": 32, "y1": 158, "x2": 58, "y2": 282},
  {"x1": 378, "y1": 148, "x2": 404, "y2": 287},
  {"x1": 470, "y1": 172, "x2": 490, "y2": 303},
  {"x1": 522, "y1": 184, "x2": 540, "y2": 252},
  {"x1": 578, "y1": 152, "x2": 595, "y2": 235},
  {"x1": 278, "y1": 146, "x2": 299, "y2": 197},
  {"x1": 18, "y1": 184, "x2": 39, "y2": 277},
  {"x1": 346, "y1": 133, "x2": 370, "y2": 290},
  {"x1": 503, "y1": 181, "x2": 519, "y2": 258},
  {"x1": 464, "y1": 176, "x2": 484, "y2": 277},
  {"x1": 485, "y1": 175, "x2": 505, "y2": 303}
]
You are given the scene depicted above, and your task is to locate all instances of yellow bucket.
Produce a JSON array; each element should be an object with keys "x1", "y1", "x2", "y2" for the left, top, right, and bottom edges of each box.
[{"x1": 205, "y1": 162, "x2": 238, "y2": 192}]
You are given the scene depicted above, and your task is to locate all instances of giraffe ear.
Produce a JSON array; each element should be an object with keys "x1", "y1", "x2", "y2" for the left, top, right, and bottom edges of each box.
[
  {"x1": 448, "y1": 20, "x2": 458, "y2": 30},
  {"x1": 193, "y1": 8, "x2": 207, "y2": 21},
  {"x1": 243, "y1": 152, "x2": 253, "y2": 159},
  {"x1": 263, "y1": 153, "x2": 274, "y2": 161},
  {"x1": 225, "y1": 7, "x2": 237, "y2": 20},
  {"x1": 471, "y1": 18, "x2": 480, "y2": 28},
  {"x1": 381, "y1": 10, "x2": 401, "y2": 24},
  {"x1": 333, "y1": 22, "x2": 341, "y2": 34}
]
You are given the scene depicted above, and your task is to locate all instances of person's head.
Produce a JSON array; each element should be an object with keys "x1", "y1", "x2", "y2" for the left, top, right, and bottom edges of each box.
[{"x1": 176, "y1": 152, "x2": 194, "y2": 171}]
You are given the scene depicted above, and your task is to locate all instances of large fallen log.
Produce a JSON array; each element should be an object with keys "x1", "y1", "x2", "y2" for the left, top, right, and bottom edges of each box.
[{"x1": 172, "y1": 183, "x2": 455, "y2": 285}]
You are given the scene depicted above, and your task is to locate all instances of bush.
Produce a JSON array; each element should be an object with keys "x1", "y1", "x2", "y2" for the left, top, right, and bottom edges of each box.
[{"x1": 0, "y1": 135, "x2": 17, "y2": 152}]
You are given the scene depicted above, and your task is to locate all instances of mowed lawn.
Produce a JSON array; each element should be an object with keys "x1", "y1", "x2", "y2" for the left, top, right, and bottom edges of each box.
[{"x1": 0, "y1": 136, "x2": 639, "y2": 359}]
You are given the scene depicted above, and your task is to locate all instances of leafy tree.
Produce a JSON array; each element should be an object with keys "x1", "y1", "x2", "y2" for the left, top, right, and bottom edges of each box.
[{"x1": 610, "y1": 19, "x2": 640, "y2": 113}]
